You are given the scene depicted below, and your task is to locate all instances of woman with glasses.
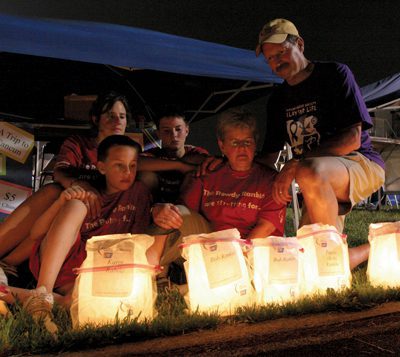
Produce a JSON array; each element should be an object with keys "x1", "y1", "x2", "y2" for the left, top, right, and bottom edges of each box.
[{"x1": 152, "y1": 108, "x2": 286, "y2": 241}]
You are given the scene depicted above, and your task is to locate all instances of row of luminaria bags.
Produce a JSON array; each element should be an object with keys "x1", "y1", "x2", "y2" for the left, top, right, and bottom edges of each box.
[{"x1": 70, "y1": 221, "x2": 400, "y2": 328}]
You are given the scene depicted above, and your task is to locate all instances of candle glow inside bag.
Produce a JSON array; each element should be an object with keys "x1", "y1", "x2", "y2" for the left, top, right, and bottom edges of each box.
[
  {"x1": 70, "y1": 234, "x2": 158, "y2": 328},
  {"x1": 181, "y1": 229, "x2": 254, "y2": 316},
  {"x1": 297, "y1": 224, "x2": 351, "y2": 295},
  {"x1": 250, "y1": 236, "x2": 304, "y2": 304},
  {"x1": 367, "y1": 221, "x2": 400, "y2": 287}
]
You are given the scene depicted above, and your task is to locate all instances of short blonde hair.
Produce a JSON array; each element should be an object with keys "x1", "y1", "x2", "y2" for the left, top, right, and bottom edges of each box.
[{"x1": 216, "y1": 108, "x2": 258, "y2": 142}]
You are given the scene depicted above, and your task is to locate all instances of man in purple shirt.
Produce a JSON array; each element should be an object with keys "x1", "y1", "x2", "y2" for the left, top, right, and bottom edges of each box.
[{"x1": 255, "y1": 19, "x2": 385, "y2": 268}]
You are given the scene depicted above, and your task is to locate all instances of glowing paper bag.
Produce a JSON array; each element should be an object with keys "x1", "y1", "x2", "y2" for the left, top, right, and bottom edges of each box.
[
  {"x1": 70, "y1": 234, "x2": 158, "y2": 328},
  {"x1": 367, "y1": 221, "x2": 400, "y2": 287},
  {"x1": 249, "y1": 237, "x2": 304, "y2": 304},
  {"x1": 181, "y1": 229, "x2": 254, "y2": 316},
  {"x1": 297, "y1": 224, "x2": 351, "y2": 295}
]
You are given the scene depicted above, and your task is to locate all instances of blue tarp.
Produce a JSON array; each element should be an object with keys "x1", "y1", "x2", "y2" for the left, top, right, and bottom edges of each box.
[
  {"x1": 0, "y1": 13, "x2": 280, "y2": 84},
  {"x1": 361, "y1": 72, "x2": 400, "y2": 108},
  {"x1": 1, "y1": 13, "x2": 399, "y2": 113}
]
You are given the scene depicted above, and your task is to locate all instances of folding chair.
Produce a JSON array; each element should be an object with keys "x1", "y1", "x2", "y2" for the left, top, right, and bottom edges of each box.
[
  {"x1": 32, "y1": 141, "x2": 59, "y2": 191},
  {"x1": 275, "y1": 144, "x2": 301, "y2": 232}
]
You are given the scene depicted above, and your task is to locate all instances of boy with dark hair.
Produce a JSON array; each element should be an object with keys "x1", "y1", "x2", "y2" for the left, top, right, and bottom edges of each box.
[
  {"x1": 139, "y1": 107, "x2": 209, "y2": 203},
  {"x1": 0, "y1": 135, "x2": 167, "y2": 335}
]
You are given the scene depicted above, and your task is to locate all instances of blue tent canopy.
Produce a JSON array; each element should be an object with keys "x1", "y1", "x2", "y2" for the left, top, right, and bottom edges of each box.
[
  {"x1": 0, "y1": 13, "x2": 280, "y2": 84},
  {"x1": 1, "y1": 13, "x2": 398, "y2": 120},
  {"x1": 361, "y1": 72, "x2": 400, "y2": 109}
]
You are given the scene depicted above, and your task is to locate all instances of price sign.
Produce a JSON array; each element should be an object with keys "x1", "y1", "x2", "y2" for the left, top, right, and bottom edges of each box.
[{"x1": 0, "y1": 180, "x2": 32, "y2": 214}]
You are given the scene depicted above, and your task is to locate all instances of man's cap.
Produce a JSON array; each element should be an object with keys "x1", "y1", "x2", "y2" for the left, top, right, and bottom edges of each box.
[{"x1": 255, "y1": 18, "x2": 299, "y2": 56}]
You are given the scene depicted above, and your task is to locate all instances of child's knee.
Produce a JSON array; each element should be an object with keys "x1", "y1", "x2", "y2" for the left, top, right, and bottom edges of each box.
[
  {"x1": 62, "y1": 199, "x2": 88, "y2": 217},
  {"x1": 42, "y1": 183, "x2": 63, "y2": 199}
]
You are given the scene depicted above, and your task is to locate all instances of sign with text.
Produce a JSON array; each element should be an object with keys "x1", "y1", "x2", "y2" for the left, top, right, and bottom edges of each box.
[
  {"x1": 0, "y1": 180, "x2": 32, "y2": 214},
  {"x1": 0, "y1": 122, "x2": 35, "y2": 164}
]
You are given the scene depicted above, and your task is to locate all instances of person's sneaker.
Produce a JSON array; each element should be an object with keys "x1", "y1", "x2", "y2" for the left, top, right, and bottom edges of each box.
[
  {"x1": 0, "y1": 261, "x2": 18, "y2": 278},
  {"x1": 23, "y1": 286, "x2": 58, "y2": 336}
]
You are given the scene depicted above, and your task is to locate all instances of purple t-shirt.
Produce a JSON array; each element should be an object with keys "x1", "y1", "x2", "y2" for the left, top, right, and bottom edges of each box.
[{"x1": 262, "y1": 62, "x2": 384, "y2": 169}]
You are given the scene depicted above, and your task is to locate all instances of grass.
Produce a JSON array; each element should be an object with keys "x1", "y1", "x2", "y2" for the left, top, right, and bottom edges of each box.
[{"x1": 2, "y1": 208, "x2": 400, "y2": 355}]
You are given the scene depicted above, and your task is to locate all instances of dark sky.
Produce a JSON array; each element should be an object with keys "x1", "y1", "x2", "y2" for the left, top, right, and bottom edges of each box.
[{"x1": 0, "y1": 0, "x2": 399, "y2": 86}]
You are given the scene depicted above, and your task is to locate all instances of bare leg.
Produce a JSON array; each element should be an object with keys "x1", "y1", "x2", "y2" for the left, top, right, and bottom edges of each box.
[
  {"x1": 0, "y1": 184, "x2": 62, "y2": 259},
  {"x1": 36, "y1": 199, "x2": 87, "y2": 293},
  {"x1": 349, "y1": 244, "x2": 370, "y2": 270},
  {"x1": 295, "y1": 158, "x2": 350, "y2": 227},
  {"x1": 2, "y1": 236, "x2": 38, "y2": 266},
  {"x1": 0, "y1": 199, "x2": 86, "y2": 306},
  {"x1": 146, "y1": 235, "x2": 168, "y2": 265}
]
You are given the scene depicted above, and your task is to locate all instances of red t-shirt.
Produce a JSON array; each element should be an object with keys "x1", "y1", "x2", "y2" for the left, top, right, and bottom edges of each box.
[
  {"x1": 30, "y1": 181, "x2": 152, "y2": 288},
  {"x1": 180, "y1": 162, "x2": 285, "y2": 239},
  {"x1": 80, "y1": 181, "x2": 151, "y2": 240},
  {"x1": 54, "y1": 135, "x2": 99, "y2": 182}
]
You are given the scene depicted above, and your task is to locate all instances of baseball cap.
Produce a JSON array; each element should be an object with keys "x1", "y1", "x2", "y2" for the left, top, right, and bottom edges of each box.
[{"x1": 255, "y1": 18, "x2": 299, "y2": 56}]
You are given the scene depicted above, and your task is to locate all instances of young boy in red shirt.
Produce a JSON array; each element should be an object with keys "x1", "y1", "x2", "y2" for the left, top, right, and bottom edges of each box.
[{"x1": 0, "y1": 135, "x2": 167, "y2": 335}]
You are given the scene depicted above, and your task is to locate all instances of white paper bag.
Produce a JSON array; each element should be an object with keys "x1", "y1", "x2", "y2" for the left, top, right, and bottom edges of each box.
[
  {"x1": 297, "y1": 223, "x2": 351, "y2": 295},
  {"x1": 250, "y1": 236, "x2": 304, "y2": 304},
  {"x1": 367, "y1": 221, "x2": 400, "y2": 287},
  {"x1": 181, "y1": 229, "x2": 254, "y2": 316},
  {"x1": 70, "y1": 234, "x2": 158, "y2": 328}
]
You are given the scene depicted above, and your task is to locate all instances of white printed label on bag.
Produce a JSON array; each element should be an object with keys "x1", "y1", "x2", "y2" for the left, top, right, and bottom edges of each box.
[
  {"x1": 315, "y1": 237, "x2": 344, "y2": 276},
  {"x1": 92, "y1": 240, "x2": 134, "y2": 297},
  {"x1": 268, "y1": 246, "x2": 298, "y2": 284},
  {"x1": 201, "y1": 242, "x2": 242, "y2": 289}
]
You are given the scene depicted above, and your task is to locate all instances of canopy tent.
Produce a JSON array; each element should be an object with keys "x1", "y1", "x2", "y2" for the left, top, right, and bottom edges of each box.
[
  {"x1": 0, "y1": 12, "x2": 282, "y2": 200},
  {"x1": 361, "y1": 72, "x2": 400, "y2": 111},
  {"x1": 360, "y1": 72, "x2": 400, "y2": 198},
  {"x1": 0, "y1": 13, "x2": 283, "y2": 195},
  {"x1": 0, "y1": 13, "x2": 279, "y2": 83}
]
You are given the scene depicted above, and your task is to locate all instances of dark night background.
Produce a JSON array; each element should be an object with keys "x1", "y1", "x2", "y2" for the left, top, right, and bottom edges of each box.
[
  {"x1": 0, "y1": 0, "x2": 399, "y2": 85},
  {"x1": 0, "y1": 0, "x2": 399, "y2": 130}
]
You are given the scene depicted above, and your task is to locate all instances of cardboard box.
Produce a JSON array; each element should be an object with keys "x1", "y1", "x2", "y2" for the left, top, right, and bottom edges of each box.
[{"x1": 64, "y1": 95, "x2": 97, "y2": 121}]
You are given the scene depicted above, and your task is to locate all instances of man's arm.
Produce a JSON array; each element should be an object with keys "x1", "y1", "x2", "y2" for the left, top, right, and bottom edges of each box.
[
  {"x1": 256, "y1": 124, "x2": 361, "y2": 169},
  {"x1": 303, "y1": 124, "x2": 361, "y2": 158}
]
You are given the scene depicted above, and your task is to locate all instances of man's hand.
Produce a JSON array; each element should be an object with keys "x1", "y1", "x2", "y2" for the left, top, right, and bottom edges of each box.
[
  {"x1": 272, "y1": 159, "x2": 298, "y2": 205},
  {"x1": 69, "y1": 180, "x2": 102, "y2": 219},
  {"x1": 152, "y1": 203, "x2": 183, "y2": 230},
  {"x1": 196, "y1": 156, "x2": 224, "y2": 177}
]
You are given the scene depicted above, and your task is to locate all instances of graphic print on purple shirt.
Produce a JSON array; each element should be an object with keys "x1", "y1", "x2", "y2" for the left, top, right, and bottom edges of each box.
[{"x1": 262, "y1": 62, "x2": 384, "y2": 168}]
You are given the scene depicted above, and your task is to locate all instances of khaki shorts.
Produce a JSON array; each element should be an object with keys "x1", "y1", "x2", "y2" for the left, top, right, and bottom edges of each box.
[
  {"x1": 300, "y1": 152, "x2": 385, "y2": 232},
  {"x1": 337, "y1": 151, "x2": 385, "y2": 206}
]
